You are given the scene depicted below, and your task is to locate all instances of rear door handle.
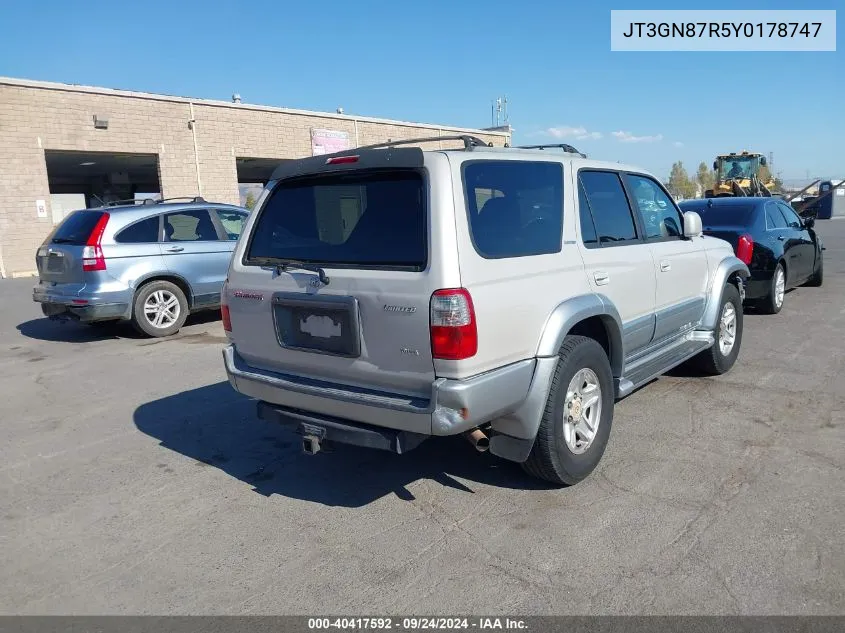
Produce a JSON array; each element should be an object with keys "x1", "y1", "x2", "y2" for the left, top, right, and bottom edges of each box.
[
  {"x1": 594, "y1": 271, "x2": 609, "y2": 286},
  {"x1": 660, "y1": 260, "x2": 671, "y2": 272},
  {"x1": 166, "y1": 246, "x2": 185, "y2": 252}
]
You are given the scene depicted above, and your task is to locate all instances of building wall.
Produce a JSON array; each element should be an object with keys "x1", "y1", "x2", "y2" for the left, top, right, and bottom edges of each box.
[{"x1": 0, "y1": 78, "x2": 508, "y2": 277}]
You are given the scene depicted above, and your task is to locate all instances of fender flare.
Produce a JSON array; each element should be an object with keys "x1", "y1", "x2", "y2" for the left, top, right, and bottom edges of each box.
[
  {"x1": 700, "y1": 256, "x2": 749, "y2": 330},
  {"x1": 535, "y1": 293, "x2": 624, "y2": 377}
]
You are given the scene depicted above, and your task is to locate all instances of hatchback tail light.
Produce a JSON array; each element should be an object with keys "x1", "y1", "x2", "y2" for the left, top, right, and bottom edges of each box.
[
  {"x1": 430, "y1": 288, "x2": 477, "y2": 360},
  {"x1": 736, "y1": 234, "x2": 754, "y2": 265},
  {"x1": 82, "y1": 213, "x2": 110, "y2": 271}
]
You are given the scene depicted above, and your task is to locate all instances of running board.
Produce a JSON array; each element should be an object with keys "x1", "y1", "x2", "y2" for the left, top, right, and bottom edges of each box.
[{"x1": 616, "y1": 332, "x2": 714, "y2": 399}]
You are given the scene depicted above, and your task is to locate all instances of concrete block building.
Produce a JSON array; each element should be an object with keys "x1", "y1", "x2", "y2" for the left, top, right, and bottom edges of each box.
[{"x1": 0, "y1": 77, "x2": 510, "y2": 278}]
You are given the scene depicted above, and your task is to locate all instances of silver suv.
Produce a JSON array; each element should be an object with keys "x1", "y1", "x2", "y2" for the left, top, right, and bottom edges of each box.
[
  {"x1": 33, "y1": 197, "x2": 249, "y2": 337},
  {"x1": 221, "y1": 136, "x2": 749, "y2": 485}
]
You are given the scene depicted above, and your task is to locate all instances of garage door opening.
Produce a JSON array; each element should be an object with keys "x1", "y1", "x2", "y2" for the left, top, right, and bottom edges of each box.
[
  {"x1": 45, "y1": 150, "x2": 161, "y2": 224},
  {"x1": 236, "y1": 157, "x2": 290, "y2": 209}
]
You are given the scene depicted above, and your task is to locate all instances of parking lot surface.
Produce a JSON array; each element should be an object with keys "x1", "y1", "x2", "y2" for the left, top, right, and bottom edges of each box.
[{"x1": 2, "y1": 222, "x2": 844, "y2": 615}]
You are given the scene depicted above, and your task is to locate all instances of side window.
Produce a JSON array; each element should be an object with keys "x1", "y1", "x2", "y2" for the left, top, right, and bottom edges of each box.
[
  {"x1": 578, "y1": 171, "x2": 638, "y2": 245},
  {"x1": 778, "y1": 202, "x2": 803, "y2": 229},
  {"x1": 765, "y1": 202, "x2": 787, "y2": 229},
  {"x1": 463, "y1": 160, "x2": 563, "y2": 258},
  {"x1": 577, "y1": 180, "x2": 599, "y2": 247},
  {"x1": 624, "y1": 174, "x2": 683, "y2": 240},
  {"x1": 163, "y1": 209, "x2": 220, "y2": 242},
  {"x1": 114, "y1": 216, "x2": 160, "y2": 243},
  {"x1": 214, "y1": 210, "x2": 248, "y2": 241}
]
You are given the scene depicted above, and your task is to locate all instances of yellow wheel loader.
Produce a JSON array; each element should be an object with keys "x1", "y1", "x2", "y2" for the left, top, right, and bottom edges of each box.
[{"x1": 705, "y1": 151, "x2": 776, "y2": 198}]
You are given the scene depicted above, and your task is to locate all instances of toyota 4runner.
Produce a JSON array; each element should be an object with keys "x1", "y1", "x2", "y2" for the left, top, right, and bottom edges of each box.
[{"x1": 221, "y1": 136, "x2": 749, "y2": 486}]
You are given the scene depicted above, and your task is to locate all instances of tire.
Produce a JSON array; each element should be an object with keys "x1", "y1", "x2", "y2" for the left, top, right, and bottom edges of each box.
[
  {"x1": 522, "y1": 335, "x2": 614, "y2": 486},
  {"x1": 759, "y1": 263, "x2": 785, "y2": 315},
  {"x1": 693, "y1": 283, "x2": 743, "y2": 376},
  {"x1": 806, "y1": 254, "x2": 823, "y2": 287},
  {"x1": 131, "y1": 280, "x2": 189, "y2": 338}
]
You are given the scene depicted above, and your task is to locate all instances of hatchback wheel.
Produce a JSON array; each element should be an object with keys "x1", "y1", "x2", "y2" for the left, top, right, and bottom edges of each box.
[{"x1": 132, "y1": 280, "x2": 188, "y2": 337}]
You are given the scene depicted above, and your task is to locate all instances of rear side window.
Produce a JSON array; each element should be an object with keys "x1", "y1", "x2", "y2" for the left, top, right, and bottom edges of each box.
[
  {"x1": 115, "y1": 216, "x2": 160, "y2": 243},
  {"x1": 578, "y1": 171, "x2": 638, "y2": 245},
  {"x1": 765, "y1": 203, "x2": 788, "y2": 229},
  {"x1": 695, "y1": 203, "x2": 756, "y2": 226},
  {"x1": 164, "y1": 210, "x2": 220, "y2": 242},
  {"x1": 50, "y1": 210, "x2": 107, "y2": 245},
  {"x1": 578, "y1": 181, "x2": 599, "y2": 247},
  {"x1": 463, "y1": 160, "x2": 563, "y2": 258},
  {"x1": 246, "y1": 169, "x2": 426, "y2": 270}
]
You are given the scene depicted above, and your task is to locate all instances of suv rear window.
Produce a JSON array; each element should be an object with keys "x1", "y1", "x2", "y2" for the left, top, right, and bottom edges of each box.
[
  {"x1": 463, "y1": 160, "x2": 563, "y2": 258},
  {"x1": 245, "y1": 170, "x2": 426, "y2": 270},
  {"x1": 50, "y1": 210, "x2": 106, "y2": 245}
]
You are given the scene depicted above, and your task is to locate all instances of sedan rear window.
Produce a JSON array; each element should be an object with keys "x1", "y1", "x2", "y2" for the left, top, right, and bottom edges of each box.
[
  {"x1": 50, "y1": 210, "x2": 107, "y2": 245},
  {"x1": 686, "y1": 203, "x2": 755, "y2": 226},
  {"x1": 245, "y1": 169, "x2": 426, "y2": 270}
]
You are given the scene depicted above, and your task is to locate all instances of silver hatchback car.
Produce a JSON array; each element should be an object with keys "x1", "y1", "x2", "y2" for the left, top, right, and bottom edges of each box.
[{"x1": 33, "y1": 197, "x2": 249, "y2": 337}]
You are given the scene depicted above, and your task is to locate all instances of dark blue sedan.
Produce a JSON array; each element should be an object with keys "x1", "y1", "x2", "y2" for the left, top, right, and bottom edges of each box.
[{"x1": 679, "y1": 197, "x2": 823, "y2": 314}]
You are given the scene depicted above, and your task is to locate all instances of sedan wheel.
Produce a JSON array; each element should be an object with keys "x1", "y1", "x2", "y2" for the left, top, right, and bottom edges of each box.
[{"x1": 760, "y1": 263, "x2": 786, "y2": 315}]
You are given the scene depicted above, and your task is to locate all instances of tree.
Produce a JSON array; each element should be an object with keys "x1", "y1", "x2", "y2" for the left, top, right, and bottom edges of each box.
[
  {"x1": 695, "y1": 161, "x2": 715, "y2": 195},
  {"x1": 667, "y1": 161, "x2": 696, "y2": 200},
  {"x1": 244, "y1": 191, "x2": 257, "y2": 210}
]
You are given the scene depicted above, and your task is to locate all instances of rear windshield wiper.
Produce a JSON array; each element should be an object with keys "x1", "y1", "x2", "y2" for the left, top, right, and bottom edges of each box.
[
  {"x1": 252, "y1": 257, "x2": 330, "y2": 285},
  {"x1": 50, "y1": 238, "x2": 78, "y2": 244}
]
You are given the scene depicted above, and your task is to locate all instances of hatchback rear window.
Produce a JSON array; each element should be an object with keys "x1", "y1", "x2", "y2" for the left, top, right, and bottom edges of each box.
[
  {"x1": 245, "y1": 170, "x2": 426, "y2": 270},
  {"x1": 50, "y1": 210, "x2": 107, "y2": 245},
  {"x1": 463, "y1": 160, "x2": 563, "y2": 258},
  {"x1": 686, "y1": 203, "x2": 755, "y2": 226}
]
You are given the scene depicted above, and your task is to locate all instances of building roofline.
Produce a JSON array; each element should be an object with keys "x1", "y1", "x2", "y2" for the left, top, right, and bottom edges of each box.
[{"x1": 0, "y1": 76, "x2": 510, "y2": 138}]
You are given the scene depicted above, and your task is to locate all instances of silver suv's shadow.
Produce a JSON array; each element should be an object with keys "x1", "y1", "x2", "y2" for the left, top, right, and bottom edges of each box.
[
  {"x1": 16, "y1": 311, "x2": 222, "y2": 343},
  {"x1": 133, "y1": 382, "x2": 557, "y2": 507}
]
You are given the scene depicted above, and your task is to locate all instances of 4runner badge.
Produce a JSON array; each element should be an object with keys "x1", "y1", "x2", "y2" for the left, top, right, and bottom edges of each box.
[{"x1": 383, "y1": 304, "x2": 416, "y2": 314}]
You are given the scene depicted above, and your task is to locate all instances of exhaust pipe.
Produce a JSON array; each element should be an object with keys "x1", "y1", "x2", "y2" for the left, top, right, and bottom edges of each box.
[
  {"x1": 464, "y1": 428, "x2": 489, "y2": 453},
  {"x1": 302, "y1": 435, "x2": 321, "y2": 456}
]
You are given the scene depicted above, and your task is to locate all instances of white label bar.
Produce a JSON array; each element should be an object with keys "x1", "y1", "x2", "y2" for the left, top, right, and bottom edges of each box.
[{"x1": 611, "y1": 10, "x2": 836, "y2": 51}]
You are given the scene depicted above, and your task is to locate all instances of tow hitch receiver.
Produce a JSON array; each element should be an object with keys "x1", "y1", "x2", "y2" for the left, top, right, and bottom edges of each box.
[{"x1": 301, "y1": 423, "x2": 326, "y2": 456}]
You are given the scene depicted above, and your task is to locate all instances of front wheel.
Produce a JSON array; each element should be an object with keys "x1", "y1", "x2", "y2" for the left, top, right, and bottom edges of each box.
[
  {"x1": 131, "y1": 280, "x2": 189, "y2": 338},
  {"x1": 522, "y1": 335, "x2": 615, "y2": 486},
  {"x1": 694, "y1": 283, "x2": 743, "y2": 376}
]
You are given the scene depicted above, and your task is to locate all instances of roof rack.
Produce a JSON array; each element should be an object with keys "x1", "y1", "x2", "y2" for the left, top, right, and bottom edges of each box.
[
  {"x1": 102, "y1": 198, "x2": 144, "y2": 207},
  {"x1": 151, "y1": 196, "x2": 207, "y2": 205},
  {"x1": 354, "y1": 134, "x2": 493, "y2": 151},
  {"x1": 514, "y1": 144, "x2": 587, "y2": 158}
]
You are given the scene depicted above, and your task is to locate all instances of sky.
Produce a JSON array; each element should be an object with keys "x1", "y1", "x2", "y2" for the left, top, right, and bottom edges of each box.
[{"x1": 0, "y1": 0, "x2": 841, "y2": 182}]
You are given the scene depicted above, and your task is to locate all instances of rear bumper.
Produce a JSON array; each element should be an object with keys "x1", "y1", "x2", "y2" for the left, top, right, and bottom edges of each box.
[
  {"x1": 223, "y1": 345, "x2": 535, "y2": 440},
  {"x1": 32, "y1": 282, "x2": 131, "y2": 322}
]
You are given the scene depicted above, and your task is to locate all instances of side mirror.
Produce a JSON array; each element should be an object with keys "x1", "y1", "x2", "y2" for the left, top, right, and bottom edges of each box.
[
  {"x1": 712, "y1": 161, "x2": 718, "y2": 171},
  {"x1": 683, "y1": 211, "x2": 703, "y2": 238},
  {"x1": 760, "y1": 156, "x2": 767, "y2": 166},
  {"x1": 803, "y1": 216, "x2": 816, "y2": 229}
]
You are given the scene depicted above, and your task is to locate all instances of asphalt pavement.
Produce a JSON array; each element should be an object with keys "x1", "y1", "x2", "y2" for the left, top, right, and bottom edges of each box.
[{"x1": 1, "y1": 221, "x2": 843, "y2": 615}]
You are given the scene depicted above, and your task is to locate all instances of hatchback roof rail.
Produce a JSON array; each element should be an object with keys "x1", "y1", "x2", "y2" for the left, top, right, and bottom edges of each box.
[
  {"x1": 514, "y1": 143, "x2": 587, "y2": 158},
  {"x1": 354, "y1": 134, "x2": 493, "y2": 152},
  {"x1": 102, "y1": 198, "x2": 144, "y2": 207},
  {"x1": 153, "y1": 196, "x2": 207, "y2": 204}
]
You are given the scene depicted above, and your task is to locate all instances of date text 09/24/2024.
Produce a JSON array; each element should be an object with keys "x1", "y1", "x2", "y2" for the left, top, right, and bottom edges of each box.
[{"x1": 307, "y1": 618, "x2": 528, "y2": 630}]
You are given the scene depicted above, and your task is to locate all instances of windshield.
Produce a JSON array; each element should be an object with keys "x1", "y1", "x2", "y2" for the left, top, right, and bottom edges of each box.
[
  {"x1": 245, "y1": 169, "x2": 427, "y2": 270},
  {"x1": 718, "y1": 156, "x2": 758, "y2": 181}
]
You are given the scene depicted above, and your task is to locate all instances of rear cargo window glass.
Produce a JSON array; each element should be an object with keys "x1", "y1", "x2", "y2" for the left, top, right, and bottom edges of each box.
[
  {"x1": 115, "y1": 216, "x2": 160, "y2": 243},
  {"x1": 246, "y1": 170, "x2": 426, "y2": 269},
  {"x1": 50, "y1": 210, "x2": 106, "y2": 245},
  {"x1": 463, "y1": 161, "x2": 563, "y2": 258},
  {"x1": 693, "y1": 204, "x2": 755, "y2": 226}
]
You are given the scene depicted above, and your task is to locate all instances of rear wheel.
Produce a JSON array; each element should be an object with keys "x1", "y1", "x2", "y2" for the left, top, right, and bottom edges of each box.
[
  {"x1": 522, "y1": 335, "x2": 614, "y2": 486},
  {"x1": 759, "y1": 263, "x2": 785, "y2": 314},
  {"x1": 131, "y1": 281, "x2": 188, "y2": 338},
  {"x1": 694, "y1": 283, "x2": 743, "y2": 375}
]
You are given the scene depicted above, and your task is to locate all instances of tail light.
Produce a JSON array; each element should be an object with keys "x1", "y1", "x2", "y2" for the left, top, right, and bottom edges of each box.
[
  {"x1": 736, "y1": 234, "x2": 754, "y2": 265},
  {"x1": 221, "y1": 279, "x2": 232, "y2": 333},
  {"x1": 82, "y1": 213, "x2": 110, "y2": 271},
  {"x1": 430, "y1": 288, "x2": 477, "y2": 360}
]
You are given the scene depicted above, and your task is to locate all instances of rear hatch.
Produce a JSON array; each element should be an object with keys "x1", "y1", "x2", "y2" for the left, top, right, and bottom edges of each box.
[
  {"x1": 36, "y1": 209, "x2": 109, "y2": 284},
  {"x1": 226, "y1": 153, "x2": 458, "y2": 399}
]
